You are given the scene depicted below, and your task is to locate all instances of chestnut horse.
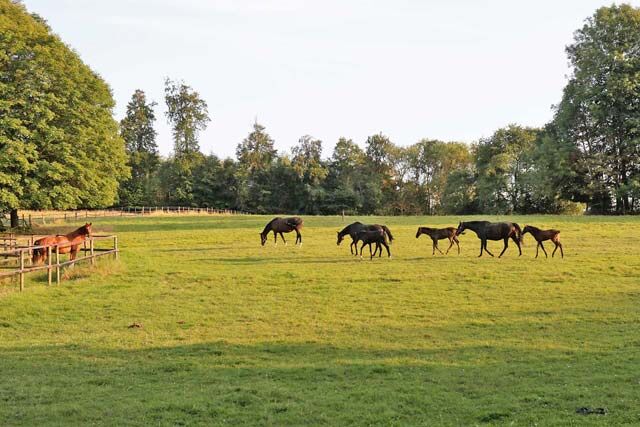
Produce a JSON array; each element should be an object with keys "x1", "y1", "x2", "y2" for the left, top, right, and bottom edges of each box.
[
  {"x1": 32, "y1": 223, "x2": 92, "y2": 264},
  {"x1": 415, "y1": 227, "x2": 460, "y2": 255},
  {"x1": 522, "y1": 225, "x2": 564, "y2": 258},
  {"x1": 260, "y1": 217, "x2": 303, "y2": 246}
]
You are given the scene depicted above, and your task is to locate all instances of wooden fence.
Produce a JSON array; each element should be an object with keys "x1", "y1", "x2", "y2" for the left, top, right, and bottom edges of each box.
[
  {"x1": 0, "y1": 235, "x2": 118, "y2": 291},
  {"x1": 9, "y1": 207, "x2": 248, "y2": 227}
]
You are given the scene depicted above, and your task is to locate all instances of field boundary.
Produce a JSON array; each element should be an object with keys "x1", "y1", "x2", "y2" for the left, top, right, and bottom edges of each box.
[
  {"x1": 0, "y1": 235, "x2": 118, "y2": 292},
  {"x1": 4, "y1": 206, "x2": 249, "y2": 228}
]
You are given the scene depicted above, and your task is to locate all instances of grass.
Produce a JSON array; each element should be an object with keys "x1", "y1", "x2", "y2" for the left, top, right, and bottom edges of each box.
[{"x1": 0, "y1": 214, "x2": 639, "y2": 426}]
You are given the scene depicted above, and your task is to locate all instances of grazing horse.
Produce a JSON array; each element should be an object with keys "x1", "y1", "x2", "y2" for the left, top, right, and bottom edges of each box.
[
  {"x1": 356, "y1": 229, "x2": 391, "y2": 260},
  {"x1": 415, "y1": 227, "x2": 460, "y2": 255},
  {"x1": 522, "y1": 225, "x2": 564, "y2": 258},
  {"x1": 337, "y1": 222, "x2": 394, "y2": 255},
  {"x1": 456, "y1": 221, "x2": 522, "y2": 258},
  {"x1": 32, "y1": 223, "x2": 92, "y2": 264},
  {"x1": 260, "y1": 217, "x2": 303, "y2": 246}
]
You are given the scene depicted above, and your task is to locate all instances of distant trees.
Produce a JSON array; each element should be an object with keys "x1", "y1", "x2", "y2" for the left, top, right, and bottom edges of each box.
[
  {"x1": 4, "y1": 1, "x2": 639, "y2": 221},
  {"x1": 0, "y1": 0, "x2": 128, "y2": 227}
]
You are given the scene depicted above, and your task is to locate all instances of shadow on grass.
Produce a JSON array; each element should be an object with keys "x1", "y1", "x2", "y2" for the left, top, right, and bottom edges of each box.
[{"x1": 0, "y1": 341, "x2": 630, "y2": 426}]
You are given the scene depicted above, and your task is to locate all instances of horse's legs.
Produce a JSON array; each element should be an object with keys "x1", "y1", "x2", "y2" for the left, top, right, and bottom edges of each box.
[
  {"x1": 455, "y1": 237, "x2": 460, "y2": 255},
  {"x1": 445, "y1": 238, "x2": 455, "y2": 255},
  {"x1": 483, "y1": 240, "x2": 494, "y2": 257},
  {"x1": 478, "y1": 241, "x2": 484, "y2": 257},
  {"x1": 273, "y1": 230, "x2": 278, "y2": 245},
  {"x1": 540, "y1": 242, "x2": 548, "y2": 258},
  {"x1": 383, "y1": 241, "x2": 391, "y2": 258},
  {"x1": 432, "y1": 240, "x2": 436, "y2": 255},
  {"x1": 279, "y1": 232, "x2": 286, "y2": 245},
  {"x1": 369, "y1": 243, "x2": 374, "y2": 260},
  {"x1": 498, "y1": 238, "x2": 509, "y2": 258},
  {"x1": 360, "y1": 242, "x2": 365, "y2": 258},
  {"x1": 511, "y1": 234, "x2": 522, "y2": 256},
  {"x1": 434, "y1": 239, "x2": 444, "y2": 255},
  {"x1": 296, "y1": 229, "x2": 302, "y2": 245},
  {"x1": 553, "y1": 241, "x2": 563, "y2": 258},
  {"x1": 535, "y1": 242, "x2": 540, "y2": 258},
  {"x1": 350, "y1": 240, "x2": 355, "y2": 255}
]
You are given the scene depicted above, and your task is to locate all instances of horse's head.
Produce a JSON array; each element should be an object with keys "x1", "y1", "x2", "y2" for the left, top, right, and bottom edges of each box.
[
  {"x1": 415, "y1": 228, "x2": 422, "y2": 239},
  {"x1": 336, "y1": 232, "x2": 343, "y2": 245},
  {"x1": 456, "y1": 222, "x2": 466, "y2": 236},
  {"x1": 83, "y1": 222, "x2": 92, "y2": 237},
  {"x1": 259, "y1": 232, "x2": 267, "y2": 246},
  {"x1": 522, "y1": 225, "x2": 531, "y2": 235}
]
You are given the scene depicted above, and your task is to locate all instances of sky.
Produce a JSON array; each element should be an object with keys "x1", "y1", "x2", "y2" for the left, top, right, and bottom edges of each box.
[{"x1": 22, "y1": 0, "x2": 640, "y2": 159}]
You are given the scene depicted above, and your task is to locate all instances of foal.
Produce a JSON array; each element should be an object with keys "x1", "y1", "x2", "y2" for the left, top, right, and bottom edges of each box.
[
  {"x1": 522, "y1": 225, "x2": 564, "y2": 258},
  {"x1": 356, "y1": 229, "x2": 391, "y2": 260},
  {"x1": 415, "y1": 227, "x2": 460, "y2": 255}
]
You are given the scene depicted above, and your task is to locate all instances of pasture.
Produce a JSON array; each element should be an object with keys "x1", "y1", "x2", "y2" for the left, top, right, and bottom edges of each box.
[{"x1": 0, "y1": 214, "x2": 639, "y2": 426}]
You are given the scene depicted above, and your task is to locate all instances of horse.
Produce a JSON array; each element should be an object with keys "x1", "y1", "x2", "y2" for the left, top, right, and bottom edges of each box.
[
  {"x1": 415, "y1": 227, "x2": 460, "y2": 255},
  {"x1": 31, "y1": 223, "x2": 92, "y2": 264},
  {"x1": 456, "y1": 221, "x2": 522, "y2": 258},
  {"x1": 260, "y1": 217, "x2": 303, "y2": 246},
  {"x1": 522, "y1": 225, "x2": 564, "y2": 258},
  {"x1": 337, "y1": 222, "x2": 394, "y2": 255},
  {"x1": 356, "y1": 229, "x2": 391, "y2": 260}
]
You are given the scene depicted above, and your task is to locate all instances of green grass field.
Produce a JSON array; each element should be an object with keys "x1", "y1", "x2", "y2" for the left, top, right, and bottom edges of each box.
[{"x1": 1, "y1": 215, "x2": 639, "y2": 426}]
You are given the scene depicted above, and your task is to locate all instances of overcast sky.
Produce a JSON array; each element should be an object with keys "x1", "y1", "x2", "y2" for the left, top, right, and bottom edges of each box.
[{"x1": 22, "y1": 0, "x2": 640, "y2": 158}]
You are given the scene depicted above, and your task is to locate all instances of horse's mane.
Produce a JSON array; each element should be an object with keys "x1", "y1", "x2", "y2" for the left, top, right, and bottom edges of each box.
[{"x1": 262, "y1": 217, "x2": 281, "y2": 235}]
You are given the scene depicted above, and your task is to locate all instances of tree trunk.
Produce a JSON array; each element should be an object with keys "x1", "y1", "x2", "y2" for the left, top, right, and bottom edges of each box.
[{"x1": 10, "y1": 209, "x2": 19, "y2": 228}]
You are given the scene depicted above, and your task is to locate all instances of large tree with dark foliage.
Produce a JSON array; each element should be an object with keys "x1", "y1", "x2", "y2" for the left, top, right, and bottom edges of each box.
[
  {"x1": 552, "y1": 4, "x2": 640, "y2": 213},
  {"x1": 0, "y1": 0, "x2": 128, "y2": 227}
]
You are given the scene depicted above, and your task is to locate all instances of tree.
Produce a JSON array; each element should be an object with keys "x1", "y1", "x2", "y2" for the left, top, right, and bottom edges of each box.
[
  {"x1": 192, "y1": 155, "x2": 237, "y2": 209},
  {"x1": 553, "y1": 4, "x2": 640, "y2": 213},
  {"x1": 235, "y1": 122, "x2": 277, "y2": 212},
  {"x1": 475, "y1": 125, "x2": 539, "y2": 214},
  {"x1": 290, "y1": 135, "x2": 328, "y2": 213},
  {"x1": 164, "y1": 78, "x2": 210, "y2": 158},
  {"x1": 118, "y1": 90, "x2": 159, "y2": 206},
  {"x1": 364, "y1": 133, "x2": 399, "y2": 214},
  {"x1": 0, "y1": 0, "x2": 128, "y2": 227}
]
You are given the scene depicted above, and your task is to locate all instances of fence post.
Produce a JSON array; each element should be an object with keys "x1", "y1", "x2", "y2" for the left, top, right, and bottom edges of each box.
[
  {"x1": 29, "y1": 214, "x2": 32, "y2": 228},
  {"x1": 19, "y1": 249, "x2": 24, "y2": 292},
  {"x1": 90, "y1": 238, "x2": 95, "y2": 265},
  {"x1": 114, "y1": 235, "x2": 119, "y2": 260},
  {"x1": 64, "y1": 213, "x2": 67, "y2": 221},
  {"x1": 47, "y1": 246, "x2": 52, "y2": 286},
  {"x1": 55, "y1": 246, "x2": 60, "y2": 285}
]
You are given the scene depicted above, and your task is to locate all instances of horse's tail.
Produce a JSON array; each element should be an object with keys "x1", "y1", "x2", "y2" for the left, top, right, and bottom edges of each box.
[
  {"x1": 287, "y1": 217, "x2": 303, "y2": 229},
  {"x1": 381, "y1": 225, "x2": 394, "y2": 244},
  {"x1": 513, "y1": 223, "x2": 523, "y2": 243}
]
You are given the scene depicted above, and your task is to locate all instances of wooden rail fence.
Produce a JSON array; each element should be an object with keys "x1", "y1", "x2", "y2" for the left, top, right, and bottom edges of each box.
[
  {"x1": 0, "y1": 235, "x2": 118, "y2": 291},
  {"x1": 7, "y1": 206, "x2": 248, "y2": 228}
]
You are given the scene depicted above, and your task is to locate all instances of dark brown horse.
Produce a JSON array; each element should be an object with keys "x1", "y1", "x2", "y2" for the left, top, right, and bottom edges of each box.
[
  {"x1": 522, "y1": 225, "x2": 563, "y2": 258},
  {"x1": 32, "y1": 223, "x2": 92, "y2": 264},
  {"x1": 337, "y1": 222, "x2": 394, "y2": 255},
  {"x1": 456, "y1": 221, "x2": 522, "y2": 258},
  {"x1": 356, "y1": 229, "x2": 391, "y2": 260},
  {"x1": 415, "y1": 227, "x2": 460, "y2": 255},
  {"x1": 260, "y1": 217, "x2": 303, "y2": 246}
]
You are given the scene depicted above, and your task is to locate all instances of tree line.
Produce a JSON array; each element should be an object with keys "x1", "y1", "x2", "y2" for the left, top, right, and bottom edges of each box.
[{"x1": 2, "y1": 1, "x2": 640, "y2": 227}]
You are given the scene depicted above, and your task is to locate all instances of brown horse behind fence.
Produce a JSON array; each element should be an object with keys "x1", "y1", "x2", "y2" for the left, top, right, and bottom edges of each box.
[
  {"x1": 31, "y1": 223, "x2": 92, "y2": 264},
  {"x1": 522, "y1": 225, "x2": 564, "y2": 258}
]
